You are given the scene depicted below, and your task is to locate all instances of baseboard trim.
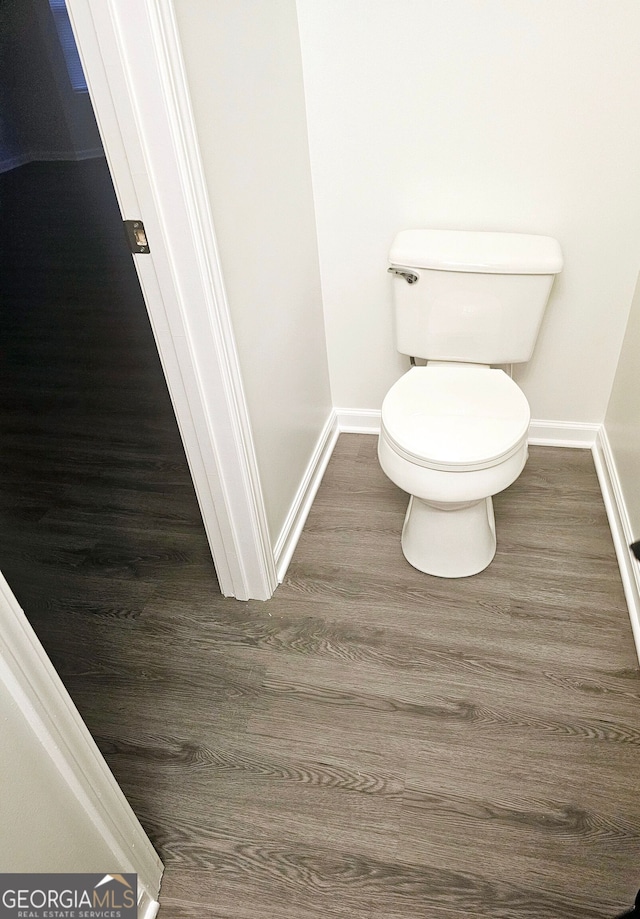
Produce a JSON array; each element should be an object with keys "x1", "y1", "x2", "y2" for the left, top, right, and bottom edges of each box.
[
  {"x1": 592, "y1": 428, "x2": 640, "y2": 665},
  {"x1": 336, "y1": 409, "x2": 599, "y2": 448},
  {"x1": 274, "y1": 410, "x2": 339, "y2": 582},
  {"x1": 528, "y1": 419, "x2": 599, "y2": 448},
  {"x1": 138, "y1": 891, "x2": 161, "y2": 919},
  {"x1": 336, "y1": 408, "x2": 382, "y2": 434}
]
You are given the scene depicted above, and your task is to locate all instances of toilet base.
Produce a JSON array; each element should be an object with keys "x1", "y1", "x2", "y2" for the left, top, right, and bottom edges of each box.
[{"x1": 401, "y1": 494, "x2": 496, "y2": 578}]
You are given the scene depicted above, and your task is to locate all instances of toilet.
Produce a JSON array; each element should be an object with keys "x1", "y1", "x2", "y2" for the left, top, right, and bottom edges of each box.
[{"x1": 378, "y1": 228, "x2": 563, "y2": 578}]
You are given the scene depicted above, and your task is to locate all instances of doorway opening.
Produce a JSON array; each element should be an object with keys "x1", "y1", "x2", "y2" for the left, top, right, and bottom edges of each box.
[{"x1": 0, "y1": 0, "x2": 220, "y2": 819}]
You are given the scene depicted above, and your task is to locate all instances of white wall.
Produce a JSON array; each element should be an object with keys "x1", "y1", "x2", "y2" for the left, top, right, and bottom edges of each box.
[
  {"x1": 605, "y1": 273, "x2": 640, "y2": 539},
  {"x1": 173, "y1": 0, "x2": 332, "y2": 545},
  {"x1": 296, "y1": 0, "x2": 640, "y2": 423},
  {"x1": 1, "y1": 685, "x2": 119, "y2": 870}
]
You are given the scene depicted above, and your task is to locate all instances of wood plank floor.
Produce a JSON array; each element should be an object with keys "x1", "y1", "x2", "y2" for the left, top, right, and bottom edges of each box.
[
  {"x1": 0, "y1": 158, "x2": 214, "y2": 622},
  {"x1": 144, "y1": 437, "x2": 640, "y2": 919},
  {"x1": 2, "y1": 162, "x2": 640, "y2": 918}
]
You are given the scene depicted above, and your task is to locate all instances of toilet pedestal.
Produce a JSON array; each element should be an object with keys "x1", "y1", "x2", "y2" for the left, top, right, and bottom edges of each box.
[{"x1": 401, "y1": 494, "x2": 496, "y2": 578}]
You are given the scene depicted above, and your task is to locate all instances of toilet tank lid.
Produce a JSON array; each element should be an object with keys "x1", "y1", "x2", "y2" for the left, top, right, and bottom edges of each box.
[{"x1": 389, "y1": 229, "x2": 563, "y2": 274}]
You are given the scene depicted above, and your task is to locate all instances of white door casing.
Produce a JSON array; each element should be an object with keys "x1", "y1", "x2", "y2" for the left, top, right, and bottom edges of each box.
[{"x1": 65, "y1": 0, "x2": 278, "y2": 601}]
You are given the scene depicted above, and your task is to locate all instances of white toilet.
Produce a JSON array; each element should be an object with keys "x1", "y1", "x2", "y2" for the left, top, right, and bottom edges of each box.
[{"x1": 378, "y1": 228, "x2": 563, "y2": 578}]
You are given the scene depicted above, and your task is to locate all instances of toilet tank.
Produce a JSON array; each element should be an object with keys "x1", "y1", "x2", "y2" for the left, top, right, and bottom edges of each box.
[{"x1": 389, "y1": 229, "x2": 563, "y2": 364}]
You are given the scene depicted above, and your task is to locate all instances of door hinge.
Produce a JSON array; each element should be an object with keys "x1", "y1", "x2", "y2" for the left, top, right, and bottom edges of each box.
[{"x1": 124, "y1": 219, "x2": 150, "y2": 253}]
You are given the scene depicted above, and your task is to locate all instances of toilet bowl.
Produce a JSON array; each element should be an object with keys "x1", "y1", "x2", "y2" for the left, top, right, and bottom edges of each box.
[{"x1": 378, "y1": 363, "x2": 530, "y2": 577}]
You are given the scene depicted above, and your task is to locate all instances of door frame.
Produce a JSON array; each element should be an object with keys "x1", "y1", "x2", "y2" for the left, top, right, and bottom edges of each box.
[{"x1": 65, "y1": 0, "x2": 278, "y2": 601}]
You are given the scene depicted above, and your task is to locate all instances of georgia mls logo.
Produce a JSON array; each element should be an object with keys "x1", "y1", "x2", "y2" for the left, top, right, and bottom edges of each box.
[
  {"x1": 0, "y1": 873, "x2": 137, "y2": 918},
  {"x1": 92, "y1": 875, "x2": 135, "y2": 909}
]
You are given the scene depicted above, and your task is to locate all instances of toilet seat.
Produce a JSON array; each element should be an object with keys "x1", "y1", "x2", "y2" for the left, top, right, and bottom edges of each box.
[{"x1": 381, "y1": 365, "x2": 530, "y2": 473}]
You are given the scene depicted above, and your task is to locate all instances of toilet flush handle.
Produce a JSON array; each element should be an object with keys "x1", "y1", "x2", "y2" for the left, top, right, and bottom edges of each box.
[{"x1": 388, "y1": 266, "x2": 419, "y2": 284}]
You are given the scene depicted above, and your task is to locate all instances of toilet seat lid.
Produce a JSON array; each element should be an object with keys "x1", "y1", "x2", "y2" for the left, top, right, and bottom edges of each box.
[{"x1": 381, "y1": 366, "x2": 530, "y2": 471}]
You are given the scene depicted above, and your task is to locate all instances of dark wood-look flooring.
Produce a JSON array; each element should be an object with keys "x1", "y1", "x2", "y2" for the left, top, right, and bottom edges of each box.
[
  {"x1": 0, "y1": 158, "x2": 214, "y2": 620},
  {"x1": 2, "y1": 162, "x2": 640, "y2": 918}
]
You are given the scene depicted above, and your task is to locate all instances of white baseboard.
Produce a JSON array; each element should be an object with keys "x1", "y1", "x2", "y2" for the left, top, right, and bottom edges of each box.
[
  {"x1": 336, "y1": 410, "x2": 599, "y2": 448},
  {"x1": 335, "y1": 407, "x2": 382, "y2": 434},
  {"x1": 274, "y1": 410, "x2": 340, "y2": 581},
  {"x1": 528, "y1": 419, "x2": 599, "y2": 448},
  {"x1": 592, "y1": 428, "x2": 640, "y2": 665},
  {"x1": 138, "y1": 891, "x2": 161, "y2": 919}
]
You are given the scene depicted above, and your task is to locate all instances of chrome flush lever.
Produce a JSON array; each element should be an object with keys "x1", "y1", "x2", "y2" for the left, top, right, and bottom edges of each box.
[{"x1": 388, "y1": 266, "x2": 419, "y2": 284}]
